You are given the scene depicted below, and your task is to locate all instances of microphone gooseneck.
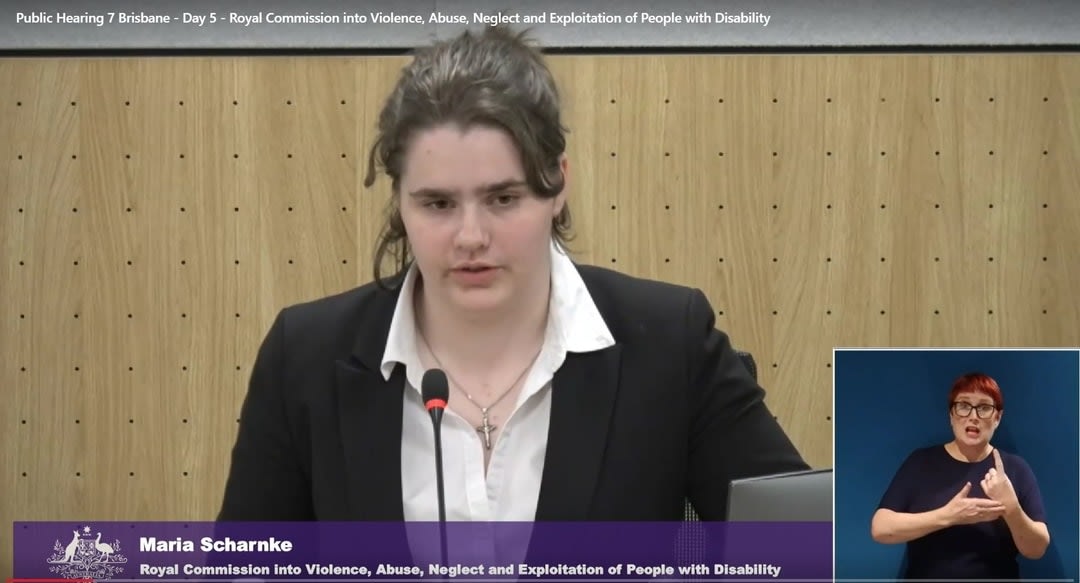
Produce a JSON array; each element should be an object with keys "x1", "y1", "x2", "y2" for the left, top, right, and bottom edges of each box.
[
  {"x1": 421, "y1": 369, "x2": 449, "y2": 522},
  {"x1": 421, "y1": 369, "x2": 450, "y2": 569}
]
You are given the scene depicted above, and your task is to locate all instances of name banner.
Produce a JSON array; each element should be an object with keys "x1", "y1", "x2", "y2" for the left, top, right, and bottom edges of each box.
[{"x1": 13, "y1": 521, "x2": 832, "y2": 581}]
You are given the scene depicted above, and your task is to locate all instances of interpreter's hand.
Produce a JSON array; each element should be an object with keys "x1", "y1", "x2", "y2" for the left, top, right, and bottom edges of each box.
[
  {"x1": 981, "y1": 449, "x2": 1019, "y2": 516},
  {"x1": 943, "y1": 481, "x2": 1006, "y2": 526}
]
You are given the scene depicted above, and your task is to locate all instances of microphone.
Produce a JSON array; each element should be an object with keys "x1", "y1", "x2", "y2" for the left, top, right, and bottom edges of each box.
[{"x1": 421, "y1": 369, "x2": 450, "y2": 568}]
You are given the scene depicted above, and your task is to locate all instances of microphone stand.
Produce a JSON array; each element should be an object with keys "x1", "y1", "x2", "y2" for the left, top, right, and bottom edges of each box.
[
  {"x1": 431, "y1": 408, "x2": 449, "y2": 574},
  {"x1": 422, "y1": 369, "x2": 451, "y2": 579}
]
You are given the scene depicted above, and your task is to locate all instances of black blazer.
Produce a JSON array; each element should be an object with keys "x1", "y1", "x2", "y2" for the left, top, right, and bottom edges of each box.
[{"x1": 218, "y1": 263, "x2": 809, "y2": 521}]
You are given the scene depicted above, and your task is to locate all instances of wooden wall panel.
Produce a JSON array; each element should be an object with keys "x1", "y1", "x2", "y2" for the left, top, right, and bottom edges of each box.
[{"x1": 1, "y1": 54, "x2": 1078, "y2": 571}]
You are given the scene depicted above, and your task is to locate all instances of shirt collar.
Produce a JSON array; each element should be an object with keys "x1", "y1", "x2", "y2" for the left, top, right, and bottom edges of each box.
[{"x1": 380, "y1": 240, "x2": 615, "y2": 382}]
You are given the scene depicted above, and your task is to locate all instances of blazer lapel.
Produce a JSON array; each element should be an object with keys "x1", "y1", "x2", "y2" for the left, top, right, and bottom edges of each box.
[
  {"x1": 336, "y1": 360, "x2": 405, "y2": 520},
  {"x1": 534, "y1": 344, "x2": 623, "y2": 520},
  {"x1": 336, "y1": 275, "x2": 407, "y2": 520}
]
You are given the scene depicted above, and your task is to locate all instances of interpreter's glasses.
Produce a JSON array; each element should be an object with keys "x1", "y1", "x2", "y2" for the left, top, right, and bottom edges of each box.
[{"x1": 952, "y1": 401, "x2": 997, "y2": 419}]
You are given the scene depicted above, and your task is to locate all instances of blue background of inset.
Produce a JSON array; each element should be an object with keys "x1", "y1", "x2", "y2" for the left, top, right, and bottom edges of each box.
[{"x1": 834, "y1": 349, "x2": 1079, "y2": 581}]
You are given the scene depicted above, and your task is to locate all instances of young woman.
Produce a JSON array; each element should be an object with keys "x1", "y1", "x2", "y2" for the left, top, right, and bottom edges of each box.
[{"x1": 219, "y1": 25, "x2": 809, "y2": 522}]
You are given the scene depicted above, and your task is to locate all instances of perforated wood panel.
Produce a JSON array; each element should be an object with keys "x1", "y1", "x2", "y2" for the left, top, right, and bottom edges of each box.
[{"x1": 2, "y1": 54, "x2": 1078, "y2": 570}]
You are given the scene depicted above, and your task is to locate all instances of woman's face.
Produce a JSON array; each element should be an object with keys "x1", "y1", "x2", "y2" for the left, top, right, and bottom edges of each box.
[
  {"x1": 949, "y1": 390, "x2": 1002, "y2": 449},
  {"x1": 398, "y1": 124, "x2": 566, "y2": 315}
]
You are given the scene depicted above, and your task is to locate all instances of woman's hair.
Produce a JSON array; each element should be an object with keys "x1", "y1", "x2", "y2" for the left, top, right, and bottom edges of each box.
[
  {"x1": 948, "y1": 372, "x2": 1004, "y2": 411},
  {"x1": 363, "y1": 25, "x2": 572, "y2": 289}
]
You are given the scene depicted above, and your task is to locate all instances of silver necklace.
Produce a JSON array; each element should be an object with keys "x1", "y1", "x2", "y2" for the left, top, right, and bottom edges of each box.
[{"x1": 418, "y1": 331, "x2": 543, "y2": 450}]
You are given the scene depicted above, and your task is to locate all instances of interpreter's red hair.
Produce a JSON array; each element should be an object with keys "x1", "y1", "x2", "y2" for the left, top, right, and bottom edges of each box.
[{"x1": 948, "y1": 372, "x2": 1004, "y2": 411}]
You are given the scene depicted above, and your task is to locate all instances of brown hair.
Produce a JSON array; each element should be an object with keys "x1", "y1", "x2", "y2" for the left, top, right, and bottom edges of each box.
[{"x1": 363, "y1": 25, "x2": 573, "y2": 289}]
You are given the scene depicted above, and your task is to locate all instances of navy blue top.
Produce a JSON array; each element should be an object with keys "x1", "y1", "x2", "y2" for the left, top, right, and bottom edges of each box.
[{"x1": 877, "y1": 445, "x2": 1047, "y2": 580}]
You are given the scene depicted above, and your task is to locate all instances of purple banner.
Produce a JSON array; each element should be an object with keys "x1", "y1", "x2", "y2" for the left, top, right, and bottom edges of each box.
[{"x1": 13, "y1": 521, "x2": 832, "y2": 581}]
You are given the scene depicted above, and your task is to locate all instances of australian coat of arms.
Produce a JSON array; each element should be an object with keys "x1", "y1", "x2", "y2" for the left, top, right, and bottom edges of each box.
[{"x1": 47, "y1": 525, "x2": 129, "y2": 580}]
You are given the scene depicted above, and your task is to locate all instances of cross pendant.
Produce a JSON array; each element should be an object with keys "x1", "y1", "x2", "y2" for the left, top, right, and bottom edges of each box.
[{"x1": 476, "y1": 410, "x2": 496, "y2": 450}]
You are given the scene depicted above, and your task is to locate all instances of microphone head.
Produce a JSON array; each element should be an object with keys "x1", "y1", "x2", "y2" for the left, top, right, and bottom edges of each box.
[{"x1": 421, "y1": 369, "x2": 450, "y2": 411}]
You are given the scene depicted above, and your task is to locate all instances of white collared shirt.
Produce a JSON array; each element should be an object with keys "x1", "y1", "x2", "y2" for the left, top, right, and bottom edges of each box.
[{"x1": 381, "y1": 240, "x2": 614, "y2": 522}]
